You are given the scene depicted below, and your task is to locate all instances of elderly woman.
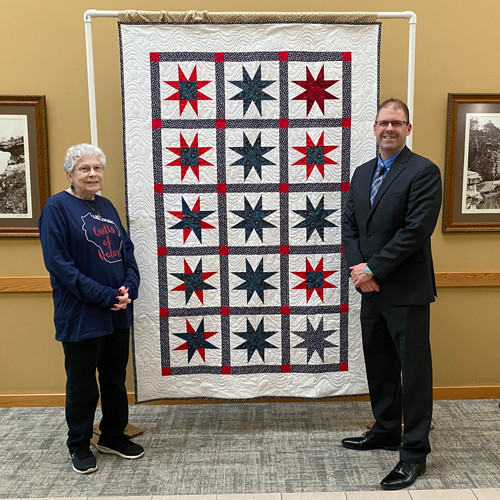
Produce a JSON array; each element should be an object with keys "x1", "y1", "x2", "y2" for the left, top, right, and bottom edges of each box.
[{"x1": 39, "y1": 144, "x2": 143, "y2": 474}]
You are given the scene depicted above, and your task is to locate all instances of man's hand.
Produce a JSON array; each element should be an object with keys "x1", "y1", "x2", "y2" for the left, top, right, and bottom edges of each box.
[
  {"x1": 357, "y1": 278, "x2": 380, "y2": 292},
  {"x1": 111, "y1": 286, "x2": 131, "y2": 311},
  {"x1": 349, "y1": 263, "x2": 380, "y2": 292}
]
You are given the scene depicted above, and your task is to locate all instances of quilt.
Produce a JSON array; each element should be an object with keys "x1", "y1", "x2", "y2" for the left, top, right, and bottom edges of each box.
[{"x1": 119, "y1": 20, "x2": 380, "y2": 402}]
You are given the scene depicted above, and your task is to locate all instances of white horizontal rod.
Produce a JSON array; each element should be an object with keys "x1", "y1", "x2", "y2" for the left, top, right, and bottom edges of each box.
[
  {"x1": 84, "y1": 10, "x2": 119, "y2": 21},
  {"x1": 377, "y1": 11, "x2": 416, "y2": 22},
  {"x1": 84, "y1": 9, "x2": 416, "y2": 21}
]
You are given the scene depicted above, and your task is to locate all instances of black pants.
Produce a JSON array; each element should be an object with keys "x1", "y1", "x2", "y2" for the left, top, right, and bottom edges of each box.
[
  {"x1": 62, "y1": 328, "x2": 129, "y2": 451},
  {"x1": 360, "y1": 295, "x2": 433, "y2": 463}
]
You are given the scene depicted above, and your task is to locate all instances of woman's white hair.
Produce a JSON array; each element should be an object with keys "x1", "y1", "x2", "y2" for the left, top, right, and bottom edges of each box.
[{"x1": 64, "y1": 143, "x2": 106, "y2": 173}]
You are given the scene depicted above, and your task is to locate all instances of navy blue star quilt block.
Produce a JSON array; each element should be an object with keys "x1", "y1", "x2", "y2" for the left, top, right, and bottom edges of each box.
[
  {"x1": 225, "y1": 62, "x2": 280, "y2": 120},
  {"x1": 229, "y1": 315, "x2": 282, "y2": 367},
  {"x1": 228, "y1": 254, "x2": 281, "y2": 308},
  {"x1": 288, "y1": 192, "x2": 341, "y2": 247},
  {"x1": 225, "y1": 129, "x2": 280, "y2": 184},
  {"x1": 226, "y1": 192, "x2": 280, "y2": 247},
  {"x1": 289, "y1": 315, "x2": 340, "y2": 366}
]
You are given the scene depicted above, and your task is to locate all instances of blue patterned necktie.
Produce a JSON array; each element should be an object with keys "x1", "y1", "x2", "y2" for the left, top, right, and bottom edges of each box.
[{"x1": 370, "y1": 162, "x2": 386, "y2": 206}]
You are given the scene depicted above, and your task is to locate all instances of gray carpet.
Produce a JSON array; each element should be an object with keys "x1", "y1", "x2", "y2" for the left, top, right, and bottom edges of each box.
[{"x1": 0, "y1": 400, "x2": 499, "y2": 498}]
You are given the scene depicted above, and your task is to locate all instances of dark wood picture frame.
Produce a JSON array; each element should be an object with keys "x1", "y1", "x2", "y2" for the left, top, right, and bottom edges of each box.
[
  {"x1": 0, "y1": 95, "x2": 49, "y2": 237},
  {"x1": 443, "y1": 93, "x2": 500, "y2": 232}
]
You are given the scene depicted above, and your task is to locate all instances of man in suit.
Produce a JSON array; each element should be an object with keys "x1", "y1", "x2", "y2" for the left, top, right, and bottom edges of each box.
[{"x1": 341, "y1": 98, "x2": 442, "y2": 490}]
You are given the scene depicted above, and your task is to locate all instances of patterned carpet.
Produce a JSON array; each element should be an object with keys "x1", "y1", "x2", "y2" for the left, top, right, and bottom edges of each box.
[{"x1": 0, "y1": 400, "x2": 499, "y2": 498}]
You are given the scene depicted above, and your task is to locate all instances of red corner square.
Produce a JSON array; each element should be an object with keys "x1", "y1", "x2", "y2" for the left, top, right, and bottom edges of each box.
[
  {"x1": 279, "y1": 118, "x2": 289, "y2": 129},
  {"x1": 161, "y1": 367, "x2": 171, "y2": 376},
  {"x1": 216, "y1": 119, "x2": 226, "y2": 129},
  {"x1": 221, "y1": 365, "x2": 231, "y2": 374},
  {"x1": 159, "y1": 308, "x2": 169, "y2": 317},
  {"x1": 154, "y1": 183, "x2": 164, "y2": 193},
  {"x1": 342, "y1": 117, "x2": 351, "y2": 128},
  {"x1": 219, "y1": 245, "x2": 228, "y2": 255},
  {"x1": 340, "y1": 303, "x2": 349, "y2": 313},
  {"x1": 340, "y1": 244, "x2": 344, "y2": 254},
  {"x1": 281, "y1": 364, "x2": 291, "y2": 373},
  {"x1": 157, "y1": 246, "x2": 167, "y2": 256},
  {"x1": 150, "y1": 52, "x2": 160, "y2": 62},
  {"x1": 221, "y1": 306, "x2": 230, "y2": 316},
  {"x1": 214, "y1": 52, "x2": 225, "y2": 62},
  {"x1": 279, "y1": 51, "x2": 289, "y2": 61},
  {"x1": 342, "y1": 52, "x2": 352, "y2": 62},
  {"x1": 280, "y1": 245, "x2": 289, "y2": 255},
  {"x1": 340, "y1": 362, "x2": 348, "y2": 372},
  {"x1": 341, "y1": 182, "x2": 350, "y2": 192},
  {"x1": 152, "y1": 119, "x2": 162, "y2": 129},
  {"x1": 279, "y1": 183, "x2": 289, "y2": 193},
  {"x1": 217, "y1": 183, "x2": 227, "y2": 193},
  {"x1": 281, "y1": 305, "x2": 290, "y2": 315}
]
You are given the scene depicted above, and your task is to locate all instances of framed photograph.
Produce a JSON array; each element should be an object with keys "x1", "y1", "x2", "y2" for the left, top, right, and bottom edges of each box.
[
  {"x1": 0, "y1": 95, "x2": 49, "y2": 237},
  {"x1": 443, "y1": 93, "x2": 500, "y2": 232}
]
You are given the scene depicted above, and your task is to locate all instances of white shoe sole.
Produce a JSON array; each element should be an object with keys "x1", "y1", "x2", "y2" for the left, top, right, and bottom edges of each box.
[
  {"x1": 72, "y1": 464, "x2": 98, "y2": 474},
  {"x1": 96, "y1": 444, "x2": 144, "y2": 459}
]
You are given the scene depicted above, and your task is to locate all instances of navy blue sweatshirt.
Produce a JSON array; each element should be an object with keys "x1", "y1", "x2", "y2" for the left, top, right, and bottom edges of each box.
[{"x1": 39, "y1": 191, "x2": 140, "y2": 342}]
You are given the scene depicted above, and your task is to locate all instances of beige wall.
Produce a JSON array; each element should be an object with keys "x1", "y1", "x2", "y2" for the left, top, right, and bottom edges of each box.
[{"x1": 1, "y1": 0, "x2": 499, "y2": 399}]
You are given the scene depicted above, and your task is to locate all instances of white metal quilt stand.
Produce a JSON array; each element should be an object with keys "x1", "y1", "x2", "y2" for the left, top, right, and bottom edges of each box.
[
  {"x1": 83, "y1": 10, "x2": 417, "y2": 147},
  {"x1": 82, "y1": 11, "x2": 417, "y2": 424}
]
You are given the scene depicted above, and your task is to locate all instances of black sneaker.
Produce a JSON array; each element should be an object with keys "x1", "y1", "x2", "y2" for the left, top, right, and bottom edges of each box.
[
  {"x1": 96, "y1": 434, "x2": 144, "y2": 459},
  {"x1": 69, "y1": 448, "x2": 97, "y2": 474}
]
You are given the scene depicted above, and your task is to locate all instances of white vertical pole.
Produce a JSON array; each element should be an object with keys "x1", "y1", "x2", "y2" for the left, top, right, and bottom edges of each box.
[
  {"x1": 84, "y1": 10, "x2": 99, "y2": 146},
  {"x1": 406, "y1": 11, "x2": 417, "y2": 149}
]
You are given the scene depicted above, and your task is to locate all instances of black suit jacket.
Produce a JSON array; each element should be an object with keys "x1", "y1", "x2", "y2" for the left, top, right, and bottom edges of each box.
[{"x1": 342, "y1": 146, "x2": 442, "y2": 305}]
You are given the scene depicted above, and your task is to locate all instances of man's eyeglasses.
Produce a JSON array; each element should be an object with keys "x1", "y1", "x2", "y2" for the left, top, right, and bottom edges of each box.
[
  {"x1": 75, "y1": 165, "x2": 103, "y2": 174},
  {"x1": 374, "y1": 120, "x2": 409, "y2": 128}
]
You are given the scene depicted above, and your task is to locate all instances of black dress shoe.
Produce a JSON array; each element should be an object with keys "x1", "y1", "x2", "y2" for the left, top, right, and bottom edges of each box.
[
  {"x1": 341, "y1": 432, "x2": 400, "y2": 451},
  {"x1": 380, "y1": 460, "x2": 426, "y2": 490}
]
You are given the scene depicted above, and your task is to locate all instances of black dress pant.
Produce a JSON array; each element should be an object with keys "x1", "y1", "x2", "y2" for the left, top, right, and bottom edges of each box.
[
  {"x1": 360, "y1": 294, "x2": 433, "y2": 463},
  {"x1": 62, "y1": 328, "x2": 129, "y2": 451}
]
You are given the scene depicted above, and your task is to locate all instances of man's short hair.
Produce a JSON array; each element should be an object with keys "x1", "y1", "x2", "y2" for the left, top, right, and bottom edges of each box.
[{"x1": 377, "y1": 98, "x2": 410, "y2": 123}]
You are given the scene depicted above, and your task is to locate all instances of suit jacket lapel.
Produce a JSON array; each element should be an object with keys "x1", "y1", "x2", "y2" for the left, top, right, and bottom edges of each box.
[
  {"x1": 369, "y1": 147, "x2": 411, "y2": 216},
  {"x1": 360, "y1": 158, "x2": 378, "y2": 215}
]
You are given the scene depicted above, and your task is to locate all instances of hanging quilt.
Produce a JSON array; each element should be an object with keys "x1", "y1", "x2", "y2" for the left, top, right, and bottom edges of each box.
[{"x1": 119, "y1": 19, "x2": 380, "y2": 402}]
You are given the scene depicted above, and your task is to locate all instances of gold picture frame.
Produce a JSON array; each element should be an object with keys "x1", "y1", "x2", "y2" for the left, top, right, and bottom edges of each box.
[
  {"x1": 443, "y1": 93, "x2": 500, "y2": 232},
  {"x1": 0, "y1": 95, "x2": 49, "y2": 237}
]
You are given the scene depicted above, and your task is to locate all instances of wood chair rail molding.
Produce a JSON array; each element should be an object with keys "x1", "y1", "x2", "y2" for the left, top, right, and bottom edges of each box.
[
  {"x1": 1, "y1": 273, "x2": 500, "y2": 293},
  {"x1": 1, "y1": 385, "x2": 499, "y2": 407},
  {"x1": 0, "y1": 276, "x2": 52, "y2": 293},
  {"x1": 434, "y1": 272, "x2": 500, "y2": 287}
]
